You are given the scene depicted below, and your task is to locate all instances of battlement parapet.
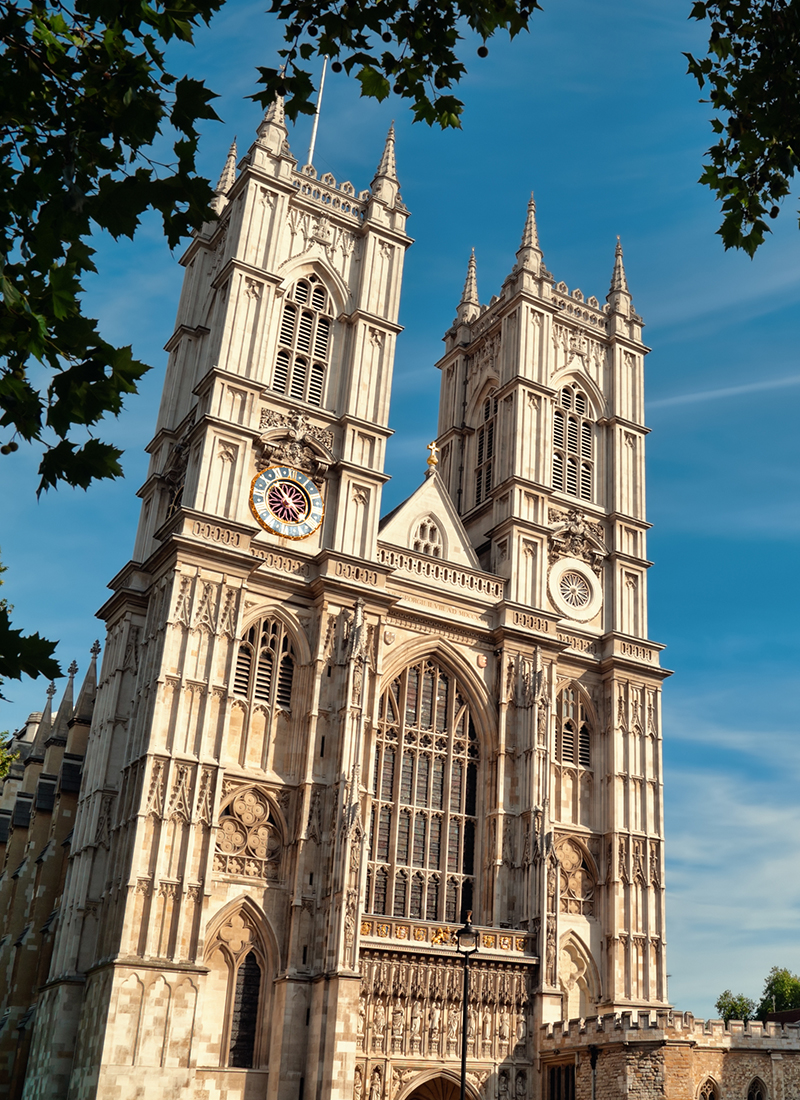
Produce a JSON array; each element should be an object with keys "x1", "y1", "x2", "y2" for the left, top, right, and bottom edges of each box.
[{"x1": 541, "y1": 1009, "x2": 800, "y2": 1050}]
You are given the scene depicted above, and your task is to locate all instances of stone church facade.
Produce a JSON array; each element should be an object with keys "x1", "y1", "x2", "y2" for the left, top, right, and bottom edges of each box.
[{"x1": 1, "y1": 103, "x2": 798, "y2": 1100}]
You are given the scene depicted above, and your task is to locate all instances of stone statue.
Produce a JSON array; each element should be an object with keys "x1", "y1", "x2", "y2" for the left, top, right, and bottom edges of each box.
[
  {"x1": 410, "y1": 1000, "x2": 421, "y2": 1037},
  {"x1": 447, "y1": 1010, "x2": 458, "y2": 1041},
  {"x1": 482, "y1": 1010, "x2": 492, "y2": 1040},
  {"x1": 392, "y1": 1003, "x2": 404, "y2": 1038},
  {"x1": 430, "y1": 1003, "x2": 441, "y2": 1040},
  {"x1": 498, "y1": 1011, "x2": 509, "y2": 1042},
  {"x1": 370, "y1": 1069, "x2": 382, "y2": 1100},
  {"x1": 374, "y1": 1002, "x2": 386, "y2": 1036}
]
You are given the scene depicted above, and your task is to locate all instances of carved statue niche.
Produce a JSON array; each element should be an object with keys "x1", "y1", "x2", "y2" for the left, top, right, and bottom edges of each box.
[{"x1": 255, "y1": 408, "x2": 336, "y2": 484}]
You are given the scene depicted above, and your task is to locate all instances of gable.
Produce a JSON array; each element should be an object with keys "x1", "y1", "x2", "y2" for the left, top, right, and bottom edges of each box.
[{"x1": 378, "y1": 472, "x2": 480, "y2": 569}]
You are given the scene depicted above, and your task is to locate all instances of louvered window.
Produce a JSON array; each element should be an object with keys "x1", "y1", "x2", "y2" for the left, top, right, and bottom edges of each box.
[
  {"x1": 367, "y1": 660, "x2": 480, "y2": 923},
  {"x1": 271, "y1": 276, "x2": 334, "y2": 407},
  {"x1": 474, "y1": 394, "x2": 498, "y2": 507},
  {"x1": 232, "y1": 616, "x2": 295, "y2": 713},
  {"x1": 553, "y1": 383, "x2": 595, "y2": 502},
  {"x1": 556, "y1": 686, "x2": 592, "y2": 769}
]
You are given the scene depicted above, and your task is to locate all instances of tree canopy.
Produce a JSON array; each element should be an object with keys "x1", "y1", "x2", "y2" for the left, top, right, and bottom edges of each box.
[
  {"x1": 687, "y1": 0, "x2": 800, "y2": 256},
  {"x1": 715, "y1": 967, "x2": 800, "y2": 1023},
  {"x1": 0, "y1": 553, "x2": 60, "y2": 699}
]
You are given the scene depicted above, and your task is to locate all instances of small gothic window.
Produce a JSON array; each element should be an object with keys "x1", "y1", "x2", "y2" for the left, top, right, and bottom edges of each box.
[
  {"x1": 553, "y1": 384, "x2": 594, "y2": 502},
  {"x1": 748, "y1": 1082, "x2": 767, "y2": 1100},
  {"x1": 271, "y1": 276, "x2": 333, "y2": 407},
  {"x1": 214, "y1": 786, "x2": 283, "y2": 879},
  {"x1": 229, "y1": 952, "x2": 262, "y2": 1067},
  {"x1": 699, "y1": 1081, "x2": 718, "y2": 1100},
  {"x1": 233, "y1": 615, "x2": 295, "y2": 712},
  {"x1": 557, "y1": 838, "x2": 595, "y2": 916},
  {"x1": 368, "y1": 660, "x2": 479, "y2": 923},
  {"x1": 475, "y1": 394, "x2": 498, "y2": 507},
  {"x1": 412, "y1": 517, "x2": 443, "y2": 558},
  {"x1": 556, "y1": 685, "x2": 592, "y2": 767}
]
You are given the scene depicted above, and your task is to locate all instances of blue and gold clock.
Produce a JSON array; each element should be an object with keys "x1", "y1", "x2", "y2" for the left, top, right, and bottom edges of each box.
[{"x1": 249, "y1": 466, "x2": 324, "y2": 540}]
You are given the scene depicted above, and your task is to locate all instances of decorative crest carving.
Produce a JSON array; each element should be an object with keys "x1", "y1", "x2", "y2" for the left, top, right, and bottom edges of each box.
[
  {"x1": 256, "y1": 408, "x2": 335, "y2": 481},
  {"x1": 548, "y1": 507, "x2": 607, "y2": 574}
]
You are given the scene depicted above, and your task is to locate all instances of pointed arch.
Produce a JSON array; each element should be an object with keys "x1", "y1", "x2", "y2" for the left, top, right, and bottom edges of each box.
[
  {"x1": 369, "y1": 650, "x2": 489, "y2": 925},
  {"x1": 698, "y1": 1077, "x2": 720, "y2": 1100},
  {"x1": 408, "y1": 511, "x2": 448, "y2": 559},
  {"x1": 465, "y1": 376, "x2": 501, "y2": 426},
  {"x1": 555, "y1": 835, "x2": 597, "y2": 917},
  {"x1": 214, "y1": 785, "x2": 286, "y2": 881},
  {"x1": 379, "y1": 637, "x2": 496, "y2": 752},
  {"x1": 558, "y1": 931, "x2": 600, "y2": 1020},
  {"x1": 202, "y1": 896, "x2": 279, "y2": 1069},
  {"x1": 747, "y1": 1078, "x2": 768, "y2": 1100},
  {"x1": 236, "y1": 603, "x2": 311, "y2": 667},
  {"x1": 276, "y1": 255, "x2": 349, "y2": 317},
  {"x1": 550, "y1": 368, "x2": 606, "y2": 419},
  {"x1": 397, "y1": 1070, "x2": 481, "y2": 1100}
]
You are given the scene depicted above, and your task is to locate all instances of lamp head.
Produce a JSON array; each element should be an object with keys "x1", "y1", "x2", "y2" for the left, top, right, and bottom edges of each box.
[{"x1": 456, "y1": 911, "x2": 479, "y2": 955}]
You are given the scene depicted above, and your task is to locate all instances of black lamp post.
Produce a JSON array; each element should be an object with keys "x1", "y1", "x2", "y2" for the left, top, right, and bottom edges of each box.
[{"x1": 455, "y1": 912, "x2": 479, "y2": 1100}]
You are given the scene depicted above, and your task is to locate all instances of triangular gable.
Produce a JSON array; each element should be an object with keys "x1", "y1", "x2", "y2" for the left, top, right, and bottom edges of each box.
[{"x1": 378, "y1": 472, "x2": 480, "y2": 569}]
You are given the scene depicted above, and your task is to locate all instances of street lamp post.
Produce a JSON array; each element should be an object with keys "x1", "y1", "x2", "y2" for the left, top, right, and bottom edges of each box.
[{"x1": 455, "y1": 912, "x2": 479, "y2": 1100}]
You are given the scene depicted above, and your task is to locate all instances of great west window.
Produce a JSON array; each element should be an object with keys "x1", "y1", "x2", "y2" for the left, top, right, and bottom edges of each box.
[{"x1": 367, "y1": 660, "x2": 479, "y2": 924}]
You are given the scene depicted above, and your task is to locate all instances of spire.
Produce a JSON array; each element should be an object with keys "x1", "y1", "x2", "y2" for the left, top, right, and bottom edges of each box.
[
  {"x1": 73, "y1": 640, "x2": 101, "y2": 725},
  {"x1": 606, "y1": 236, "x2": 632, "y2": 314},
  {"x1": 370, "y1": 123, "x2": 399, "y2": 205},
  {"x1": 27, "y1": 681, "x2": 56, "y2": 763},
  {"x1": 609, "y1": 237, "x2": 629, "y2": 293},
  {"x1": 374, "y1": 122, "x2": 397, "y2": 182},
  {"x1": 256, "y1": 95, "x2": 289, "y2": 156},
  {"x1": 210, "y1": 138, "x2": 237, "y2": 214},
  {"x1": 48, "y1": 660, "x2": 77, "y2": 745},
  {"x1": 456, "y1": 249, "x2": 480, "y2": 324},
  {"x1": 516, "y1": 192, "x2": 543, "y2": 272}
]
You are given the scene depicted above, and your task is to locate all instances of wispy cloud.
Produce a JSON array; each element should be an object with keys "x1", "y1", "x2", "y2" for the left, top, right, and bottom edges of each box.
[{"x1": 648, "y1": 374, "x2": 800, "y2": 409}]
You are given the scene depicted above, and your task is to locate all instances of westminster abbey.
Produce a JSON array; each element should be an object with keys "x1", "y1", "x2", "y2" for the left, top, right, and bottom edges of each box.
[{"x1": 1, "y1": 101, "x2": 798, "y2": 1100}]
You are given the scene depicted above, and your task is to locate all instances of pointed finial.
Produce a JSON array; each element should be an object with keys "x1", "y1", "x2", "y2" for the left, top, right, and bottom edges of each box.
[
  {"x1": 520, "y1": 193, "x2": 540, "y2": 250},
  {"x1": 74, "y1": 641, "x2": 101, "y2": 725},
  {"x1": 426, "y1": 440, "x2": 439, "y2": 475},
  {"x1": 456, "y1": 249, "x2": 480, "y2": 324},
  {"x1": 374, "y1": 122, "x2": 397, "y2": 181},
  {"x1": 256, "y1": 95, "x2": 289, "y2": 155},
  {"x1": 516, "y1": 191, "x2": 543, "y2": 273},
  {"x1": 68, "y1": 660, "x2": 78, "y2": 677},
  {"x1": 90, "y1": 639, "x2": 101, "y2": 658},
  {"x1": 609, "y1": 236, "x2": 630, "y2": 294},
  {"x1": 210, "y1": 138, "x2": 238, "y2": 214},
  {"x1": 369, "y1": 122, "x2": 400, "y2": 207},
  {"x1": 46, "y1": 681, "x2": 57, "y2": 700}
]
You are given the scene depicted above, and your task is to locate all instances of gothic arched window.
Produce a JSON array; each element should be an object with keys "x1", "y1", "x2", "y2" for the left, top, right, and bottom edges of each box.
[
  {"x1": 556, "y1": 685, "x2": 591, "y2": 767},
  {"x1": 474, "y1": 394, "x2": 498, "y2": 507},
  {"x1": 553, "y1": 384, "x2": 594, "y2": 502},
  {"x1": 367, "y1": 659, "x2": 480, "y2": 923},
  {"x1": 205, "y1": 904, "x2": 271, "y2": 1068},
  {"x1": 412, "y1": 517, "x2": 443, "y2": 558},
  {"x1": 698, "y1": 1080, "x2": 718, "y2": 1100},
  {"x1": 748, "y1": 1081, "x2": 768, "y2": 1100},
  {"x1": 233, "y1": 615, "x2": 295, "y2": 711},
  {"x1": 272, "y1": 276, "x2": 333, "y2": 407}
]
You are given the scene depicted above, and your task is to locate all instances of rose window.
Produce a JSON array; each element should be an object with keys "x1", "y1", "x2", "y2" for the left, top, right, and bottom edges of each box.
[
  {"x1": 214, "y1": 787, "x2": 282, "y2": 879},
  {"x1": 559, "y1": 571, "x2": 591, "y2": 608}
]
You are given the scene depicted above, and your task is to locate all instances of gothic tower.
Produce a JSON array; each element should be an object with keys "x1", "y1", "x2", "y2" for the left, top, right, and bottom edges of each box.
[
  {"x1": 20, "y1": 115, "x2": 669, "y2": 1100},
  {"x1": 434, "y1": 199, "x2": 669, "y2": 1023}
]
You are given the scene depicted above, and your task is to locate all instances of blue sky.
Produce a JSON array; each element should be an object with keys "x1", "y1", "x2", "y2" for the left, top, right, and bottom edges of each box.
[{"x1": 2, "y1": 0, "x2": 799, "y2": 1017}]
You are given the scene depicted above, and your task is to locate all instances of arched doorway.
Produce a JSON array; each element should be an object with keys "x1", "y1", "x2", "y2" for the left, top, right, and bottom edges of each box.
[{"x1": 406, "y1": 1079, "x2": 461, "y2": 1100}]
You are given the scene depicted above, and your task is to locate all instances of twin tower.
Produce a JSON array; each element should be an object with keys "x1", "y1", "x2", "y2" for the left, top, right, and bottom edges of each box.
[{"x1": 18, "y1": 102, "x2": 668, "y2": 1100}]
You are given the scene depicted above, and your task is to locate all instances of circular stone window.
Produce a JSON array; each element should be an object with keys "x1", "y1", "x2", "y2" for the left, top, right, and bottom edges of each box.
[{"x1": 548, "y1": 557, "x2": 603, "y2": 622}]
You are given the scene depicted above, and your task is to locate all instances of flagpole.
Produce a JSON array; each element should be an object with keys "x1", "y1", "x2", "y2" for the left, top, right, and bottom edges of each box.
[{"x1": 307, "y1": 56, "x2": 328, "y2": 167}]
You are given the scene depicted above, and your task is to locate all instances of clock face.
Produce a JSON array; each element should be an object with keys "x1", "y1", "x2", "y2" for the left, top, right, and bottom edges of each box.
[{"x1": 250, "y1": 466, "x2": 324, "y2": 540}]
